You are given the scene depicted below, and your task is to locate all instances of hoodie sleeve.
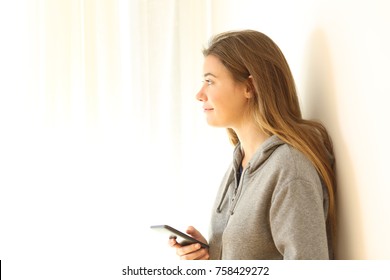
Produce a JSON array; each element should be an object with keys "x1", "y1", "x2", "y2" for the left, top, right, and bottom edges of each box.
[{"x1": 270, "y1": 178, "x2": 330, "y2": 259}]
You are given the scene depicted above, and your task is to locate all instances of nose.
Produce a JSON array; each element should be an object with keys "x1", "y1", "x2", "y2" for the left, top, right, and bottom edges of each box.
[{"x1": 196, "y1": 84, "x2": 207, "y2": 102}]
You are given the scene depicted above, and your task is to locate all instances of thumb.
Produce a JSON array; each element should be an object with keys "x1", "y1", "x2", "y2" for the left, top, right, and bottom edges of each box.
[{"x1": 186, "y1": 226, "x2": 207, "y2": 244}]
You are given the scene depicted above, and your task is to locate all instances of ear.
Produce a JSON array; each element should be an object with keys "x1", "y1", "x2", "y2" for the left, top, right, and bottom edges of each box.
[{"x1": 244, "y1": 75, "x2": 254, "y2": 99}]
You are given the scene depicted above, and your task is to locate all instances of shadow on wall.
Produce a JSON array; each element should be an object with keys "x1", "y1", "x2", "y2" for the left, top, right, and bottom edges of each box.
[{"x1": 302, "y1": 28, "x2": 364, "y2": 259}]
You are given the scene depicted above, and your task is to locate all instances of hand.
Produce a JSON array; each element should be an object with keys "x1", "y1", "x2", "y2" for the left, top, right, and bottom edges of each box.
[{"x1": 168, "y1": 226, "x2": 209, "y2": 260}]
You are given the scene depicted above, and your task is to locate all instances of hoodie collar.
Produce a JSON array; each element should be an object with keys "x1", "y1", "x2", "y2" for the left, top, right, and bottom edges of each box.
[
  {"x1": 233, "y1": 135, "x2": 285, "y2": 174},
  {"x1": 216, "y1": 135, "x2": 285, "y2": 214}
]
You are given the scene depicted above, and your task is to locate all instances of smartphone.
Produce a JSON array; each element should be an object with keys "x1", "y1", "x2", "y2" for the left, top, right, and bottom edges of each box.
[{"x1": 150, "y1": 225, "x2": 209, "y2": 248}]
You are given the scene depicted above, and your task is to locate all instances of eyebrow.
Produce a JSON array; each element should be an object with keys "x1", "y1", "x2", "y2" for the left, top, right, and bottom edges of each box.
[{"x1": 204, "y1": 72, "x2": 217, "y2": 78}]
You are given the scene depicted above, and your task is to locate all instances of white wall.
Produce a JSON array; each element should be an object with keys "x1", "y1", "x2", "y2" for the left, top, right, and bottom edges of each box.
[{"x1": 207, "y1": 0, "x2": 390, "y2": 259}]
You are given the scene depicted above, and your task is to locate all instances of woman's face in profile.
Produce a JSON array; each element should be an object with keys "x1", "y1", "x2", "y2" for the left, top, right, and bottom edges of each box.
[{"x1": 196, "y1": 55, "x2": 249, "y2": 128}]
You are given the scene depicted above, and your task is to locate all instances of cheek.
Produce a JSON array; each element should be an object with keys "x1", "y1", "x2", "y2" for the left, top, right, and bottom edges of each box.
[
  {"x1": 209, "y1": 83, "x2": 247, "y2": 112},
  {"x1": 221, "y1": 91, "x2": 248, "y2": 111}
]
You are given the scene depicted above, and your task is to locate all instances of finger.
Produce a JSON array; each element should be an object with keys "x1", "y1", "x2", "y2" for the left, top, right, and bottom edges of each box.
[
  {"x1": 180, "y1": 248, "x2": 209, "y2": 260},
  {"x1": 177, "y1": 243, "x2": 201, "y2": 256},
  {"x1": 186, "y1": 226, "x2": 198, "y2": 236},
  {"x1": 192, "y1": 248, "x2": 209, "y2": 260},
  {"x1": 169, "y1": 238, "x2": 182, "y2": 249},
  {"x1": 196, "y1": 249, "x2": 210, "y2": 260},
  {"x1": 186, "y1": 226, "x2": 207, "y2": 244}
]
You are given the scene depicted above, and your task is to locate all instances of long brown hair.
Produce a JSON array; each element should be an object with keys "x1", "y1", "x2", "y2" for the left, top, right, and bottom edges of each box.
[{"x1": 203, "y1": 30, "x2": 336, "y2": 250}]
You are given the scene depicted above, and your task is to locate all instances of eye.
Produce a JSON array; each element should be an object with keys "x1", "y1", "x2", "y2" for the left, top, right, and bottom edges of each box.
[{"x1": 203, "y1": 79, "x2": 213, "y2": 86}]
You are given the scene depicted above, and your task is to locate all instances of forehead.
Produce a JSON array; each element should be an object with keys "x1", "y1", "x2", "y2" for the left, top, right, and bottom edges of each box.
[{"x1": 203, "y1": 55, "x2": 228, "y2": 76}]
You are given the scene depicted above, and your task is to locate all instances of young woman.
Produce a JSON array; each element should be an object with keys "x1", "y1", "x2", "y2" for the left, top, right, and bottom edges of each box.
[{"x1": 170, "y1": 30, "x2": 336, "y2": 260}]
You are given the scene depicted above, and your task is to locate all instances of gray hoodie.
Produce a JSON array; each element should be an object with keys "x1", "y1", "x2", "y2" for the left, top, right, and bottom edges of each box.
[{"x1": 208, "y1": 135, "x2": 331, "y2": 259}]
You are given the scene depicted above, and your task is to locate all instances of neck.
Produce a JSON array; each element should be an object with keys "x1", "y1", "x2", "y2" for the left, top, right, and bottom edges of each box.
[{"x1": 233, "y1": 122, "x2": 269, "y2": 168}]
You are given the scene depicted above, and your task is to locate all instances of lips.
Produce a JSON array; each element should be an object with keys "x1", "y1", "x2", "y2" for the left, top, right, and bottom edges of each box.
[{"x1": 203, "y1": 107, "x2": 214, "y2": 111}]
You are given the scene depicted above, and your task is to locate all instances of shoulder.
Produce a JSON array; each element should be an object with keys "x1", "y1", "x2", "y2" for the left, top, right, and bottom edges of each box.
[
  {"x1": 269, "y1": 143, "x2": 318, "y2": 180},
  {"x1": 272, "y1": 143, "x2": 315, "y2": 173},
  {"x1": 258, "y1": 142, "x2": 323, "y2": 201}
]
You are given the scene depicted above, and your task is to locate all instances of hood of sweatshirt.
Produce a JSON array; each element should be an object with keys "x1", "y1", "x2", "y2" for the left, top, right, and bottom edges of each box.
[{"x1": 216, "y1": 135, "x2": 285, "y2": 214}]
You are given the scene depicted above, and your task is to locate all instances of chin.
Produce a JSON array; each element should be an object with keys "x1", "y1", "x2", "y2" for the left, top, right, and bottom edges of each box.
[
  {"x1": 205, "y1": 115, "x2": 230, "y2": 127},
  {"x1": 206, "y1": 119, "x2": 225, "y2": 128}
]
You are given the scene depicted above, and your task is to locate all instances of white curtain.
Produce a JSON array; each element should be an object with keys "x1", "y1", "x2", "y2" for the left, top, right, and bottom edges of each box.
[{"x1": 0, "y1": 0, "x2": 233, "y2": 276}]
